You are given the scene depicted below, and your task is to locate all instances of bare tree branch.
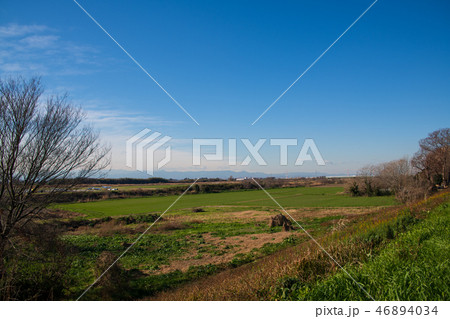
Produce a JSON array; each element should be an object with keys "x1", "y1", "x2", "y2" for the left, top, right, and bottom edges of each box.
[{"x1": 0, "y1": 76, "x2": 110, "y2": 264}]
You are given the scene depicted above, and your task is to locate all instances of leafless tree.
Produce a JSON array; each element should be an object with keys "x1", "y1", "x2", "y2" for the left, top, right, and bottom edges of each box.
[
  {"x1": 376, "y1": 158, "x2": 413, "y2": 194},
  {"x1": 349, "y1": 159, "x2": 425, "y2": 202},
  {"x1": 412, "y1": 128, "x2": 450, "y2": 188},
  {"x1": 0, "y1": 77, "x2": 110, "y2": 267}
]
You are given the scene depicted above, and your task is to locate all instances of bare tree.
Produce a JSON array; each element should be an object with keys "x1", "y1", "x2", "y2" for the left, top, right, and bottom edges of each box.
[
  {"x1": 412, "y1": 128, "x2": 450, "y2": 188},
  {"x1": 348, "y1": 159, "x2": 424, "y2": 202},
  {"x1": 0, "y1": 77, "x2": 109, "y2": 266},
  {"x1": 376, "y1": 158, "x2": 413, "y2": 194}
]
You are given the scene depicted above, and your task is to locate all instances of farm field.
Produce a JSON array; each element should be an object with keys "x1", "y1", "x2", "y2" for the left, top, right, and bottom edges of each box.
[
  {"x1": 54, "y1": 186, "x2": 400, "y2": 300},
  {"x1": 57, "y1": 186, "x2": 397, "y2": 218}
]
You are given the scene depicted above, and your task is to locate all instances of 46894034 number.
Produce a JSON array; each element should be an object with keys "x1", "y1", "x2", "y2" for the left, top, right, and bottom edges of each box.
[{"x1": 376, "y1": 306, "x2": 438, "y2": 316}]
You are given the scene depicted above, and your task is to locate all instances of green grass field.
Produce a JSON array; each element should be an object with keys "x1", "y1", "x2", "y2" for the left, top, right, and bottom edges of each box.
[{"x1": 57, "y1": 186, "x2": 397, "y2": 218}]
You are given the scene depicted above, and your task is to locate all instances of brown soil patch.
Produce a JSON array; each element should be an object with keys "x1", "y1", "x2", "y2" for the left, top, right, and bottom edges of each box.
[
  {"x1": 156, "y1": 231, "x2": 299, "y2": 274},
  {"x1": 149, "y1": 207, "x2": 376, "y2": 274}
]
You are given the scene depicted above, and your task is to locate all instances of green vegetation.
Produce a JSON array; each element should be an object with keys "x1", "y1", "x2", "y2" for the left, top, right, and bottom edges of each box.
[
  {"x1": 274, "y1": 202, "x2": 450, "y2": 301},
  {"x1": 57, "y1": 186, "x2": 397, "y2": 218},
  {"x1": 59, "y1": 202, "x2": 354, "y2": 299},
  {"x1": 46, "y1": 185, "x2": 400, "y2": 300},
  {"x1": 63, "y1": 219, "x2": 303, "y2": 299},
  {"x1": 4, "y1": 186, "x2": 448, "y2": 301}
]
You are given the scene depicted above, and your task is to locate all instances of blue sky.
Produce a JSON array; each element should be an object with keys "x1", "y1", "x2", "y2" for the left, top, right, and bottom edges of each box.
[{"x1": 1, "y1": 0, "x2": 449, "y2": 176}]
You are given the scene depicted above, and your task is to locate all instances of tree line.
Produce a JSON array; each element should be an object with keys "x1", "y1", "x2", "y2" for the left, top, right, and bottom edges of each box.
[{"x1": 347, "y1": 128, "x2": 450, "y2": 203}]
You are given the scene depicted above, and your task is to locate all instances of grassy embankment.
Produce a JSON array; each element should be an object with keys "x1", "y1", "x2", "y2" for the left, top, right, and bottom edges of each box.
[{"x1": 279, "y1": 199, "x2": 450, "y2": 300}]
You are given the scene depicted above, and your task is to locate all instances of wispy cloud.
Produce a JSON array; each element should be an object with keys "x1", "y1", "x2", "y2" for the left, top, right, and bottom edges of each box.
[
  {"x1": 0, "y1": 24, "x2": 49, "y2": 37},
  {"x1": 19, "y1": 35, "x2": 59, "y2": 49},
  {"x1": 83, "y1": 103, "x2": 177, "y2": 137},
  {"x1": 0, "y1": 23, "x2": 101, "y2": 75},
  {"x1": 84, "y1": 106, "x2": 181, "y2": 170},
  {"x1": 85, "y1": 107, "x2": 179, "y2": 130}
]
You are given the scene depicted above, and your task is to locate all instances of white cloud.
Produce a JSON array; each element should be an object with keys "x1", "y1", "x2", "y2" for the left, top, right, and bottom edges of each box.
[
  {"x1": 77, "y1": 104, "x2": 182, "y2": 170},
  {"x1": 0, "y1": 24, "x2": 49, "y2": 38},
  {"x1": 19, "y1": 35, "x2": 59, "y2": 49},
  {"x1": 0, "y1": 23, "x2": 101, "y2": 75},
  {"x1": 85, "y1": 108, "x2": 178, "y2": 130},
  {"x1": 0, "y1": 63, "x2": 25, "y2": 72}
]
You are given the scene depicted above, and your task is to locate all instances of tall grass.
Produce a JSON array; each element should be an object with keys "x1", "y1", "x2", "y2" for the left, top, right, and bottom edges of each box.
[{"x1": 284, "y1": 202, "x2": 450, "y2": 300}]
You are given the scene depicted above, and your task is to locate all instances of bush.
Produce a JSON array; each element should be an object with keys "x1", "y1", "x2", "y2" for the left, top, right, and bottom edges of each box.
[
  {"x1": 0, "y1": 224, "x2": 73, "y2": 300},
  {"x1": 118, "y1": 213, "x2": 160, "y2": 224},
  {"x1": 92, "y1": 251, "x2": 131, "y2": 300},
  {"x1": 348, "y1": 181, "x2": 360, "y2": 196}
]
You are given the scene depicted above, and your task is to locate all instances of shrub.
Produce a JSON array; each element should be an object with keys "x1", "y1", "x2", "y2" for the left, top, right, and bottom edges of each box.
[
  {"x1": 93, "y1": 251, "x2": 131, "y2": 300},
  {"x1": 117, "y1": 213, "x2": 160, "y2": 224},
  {"x1": 348, "y1": 181, "x2": 360, "y2": 196},
  {"x1": 0, "y1": 223, "x2": 73, "y2": 300}
]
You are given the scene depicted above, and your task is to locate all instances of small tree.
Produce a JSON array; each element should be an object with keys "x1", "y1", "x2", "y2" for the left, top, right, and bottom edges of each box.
[
  {"x1": 412, "y1": 128, "x2": 450, "y2": 188},
  {"x1": 0, "y1": 77, "x2": 109, "y2": 267},
  {"x1": 376, "y1": 158, "x2": 413, "y2": 194},
  {"x1": 357, "y1": 165, "x2": 378, "y2": 196}
]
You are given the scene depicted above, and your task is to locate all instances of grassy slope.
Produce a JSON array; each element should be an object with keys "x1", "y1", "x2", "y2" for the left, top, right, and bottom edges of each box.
[
  {"x1": 286, "y1": 202, "x2": 450, "y2": 300},
  {"x1": 57, "y1": 187, "x2": 397, "y2": 218}
]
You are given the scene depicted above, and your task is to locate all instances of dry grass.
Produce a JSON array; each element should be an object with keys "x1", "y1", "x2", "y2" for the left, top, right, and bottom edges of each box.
[
  {"x1": 155, "y1": 221, "x2": 188, "y2": 231},
  {"x1": 72, "y1": 220, "x2": 147, "y2": 236}
]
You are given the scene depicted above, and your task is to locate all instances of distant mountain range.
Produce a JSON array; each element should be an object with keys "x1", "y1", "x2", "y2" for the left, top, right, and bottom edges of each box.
[{"x1": 103, "y1": 169, "x2": 351, "y2": 180}]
